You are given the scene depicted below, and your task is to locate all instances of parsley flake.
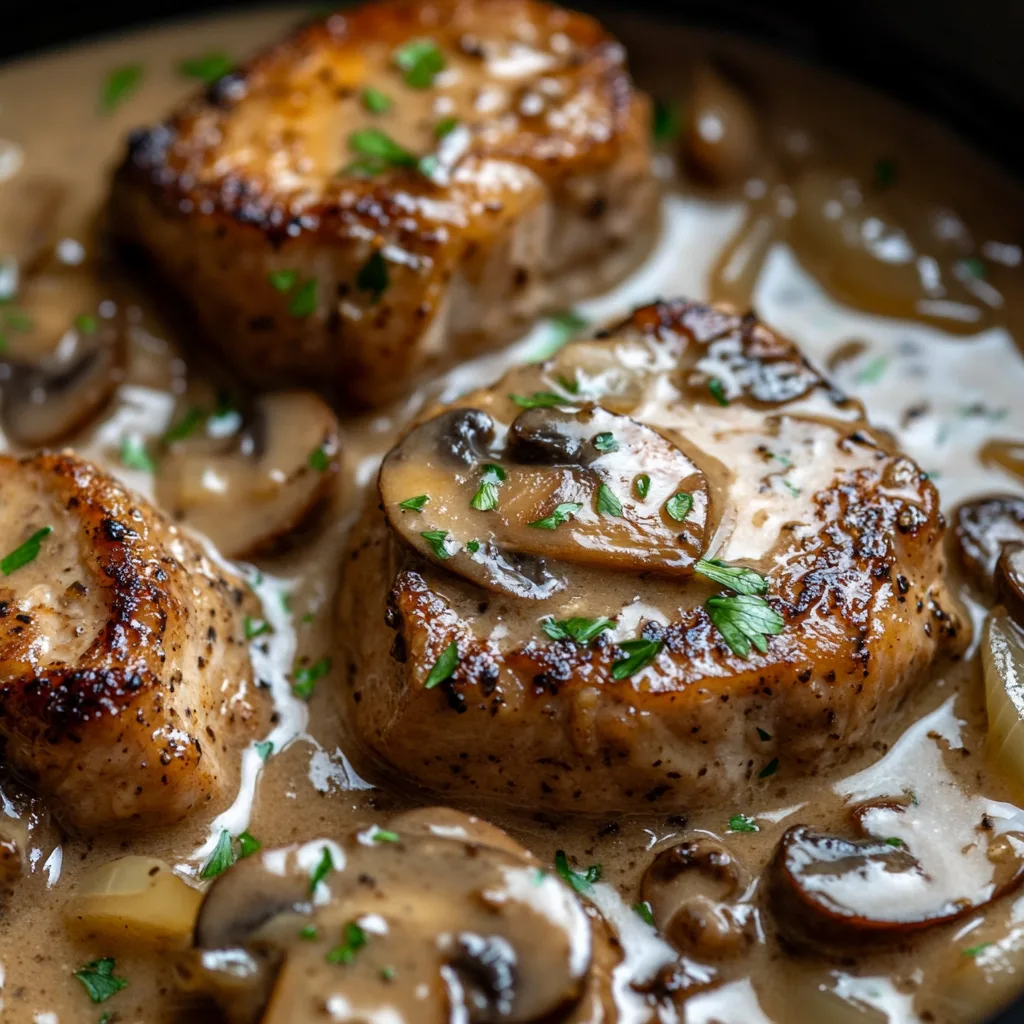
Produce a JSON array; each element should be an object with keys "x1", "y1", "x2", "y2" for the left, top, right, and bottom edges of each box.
[
  {"x1": 310, "y1": 846, "x2": 335, "y2": 893},
  {"x1": 393, "y1": 39, "x2": 445, "y2": 89},
  {"x1": 466, "y1": 539, "x2": 481, "y2": 553},
  {"x1": 237, "y1": 831, "x2": 261, "y2": 858},
  {"x1": 664, "y1": 492, "x2": 693, "y2": 522},
  {"x1": 963, "y1": 942, "x2": 993, "y2": 959},
  {"x1": 529, "y1": 502, "x2": 582, "y2": 530},
  {"x1": 593, "y1": 432, "x2": 618, "y2": 454},
  {"x1": 371, "y1": 828, "x2": 400, "y2": 843},
  {"x1": 120, "y1": 436, "x2": 155, "y2": 473},
  {"x1": 756, "y1": 727, "x2": 772, "y2": 742},
  {"x1": 356, "y1": 251, "x2": 389, "y2": 302},
  {"x1": 554, "y1": 850, "x2": 601, "y2": 894},
  {"x1": 179, "y1": 52, "x2": 233, "y2": 83},
  {"x1": 244, "y1": 616, "x2": 271, "y2": 640},
  {"x1": 728, "y1": 814, "x2": 759, "y2": 833},
  {"x1": 706, "y1": 594, "x2": 784, "y2": 658},
  {"x1": 611, "y1": 638, "x2": 663, "y2": 680},
  {"x1": 101, "y1": 64, "x2": 143, "y2": 112},
  {"x1": 308, "y1": 444, "x2": 331, "y2": 471},
  {"x1": 424, "y1": 640, "x2": 458, "y2": 689},
  {"x1": 288, "y1": 278, "x2": 318, "y2": 318},
  {"x1": 759, "y1": 757, "x2": 779, "y2": 779},
  {"x1": 327, "y1": 921, "x2": 368, "y2": 964},
  {"x1": 74, "y1": 958, "x2": 128, "y2": 1003},
  {"x1": 634, "y1": 474, "x2": 651, "y2": 500},
  {"x1": 292, "y1": 656, "x2": 332, "y2": 700},
  {"x1": 884, "y1": 836, "x2": 905, "y2": 848},
  {"x1": 361, "y1": 86, "x2": 392, "y2": 114},
  {"x1": 300, "y1": 924, "x2": 319, "y2": 940},
  {"x1": 349, "y1": 128, "x2": 417, "y2": 168},
  {"x1": 471, "y1": 463, "x2": 505, "y2": 512},
  {"x1": 435, "y1": 116, "x2": 458, "y2": 138},
  {"x1": 1, "y1": 526, "x2": 53, "y2": 576},
  {"x1": 255, "y1": 740, "x2": 274, "y2": 761},
  {"x1": 75, "y1": 313, "x2": 99, "y2": 335},
  {"x1": 708, "y1": 377, "x2": 729, "y2": 406},
  {"x1": 509, "y1": 391, "x2": 568, "y2": 409},
  {"x1": 596, "y1": 484, "x2": 622, "y2": 517},
  {"x1": 398, "y1": 494, "x2": 429, "y2": 512},
  {"x1": 652, "y1": 98, "x2": 680, "y2": 143},
  {"x1": 163, "y1": 407, "x2": 204, "y2": 443},
  {"x1": 633, "y1": 900, "x2": 655, "y2": 926},
  {"x1": 200, "y1": 829, "x2": 237, "y2": 880},
  {"x1": 694, "y1": 558, "x2": 767, "y2": 596},
  {"x1": 959, "y1": 256, "x2": 987, "y2": 280},
  {"x1": 873, "y1": 157, "x2": 898, "y2": 189},
  {"x1": 268, "y1": 269, "x2": 298, "y2": 292},
  {"x1": 542, "y1": 616, "x2": 614, "y2": 645},
  {"x1": 420, "y1": 529, "x2": 453, "y2": 559}
]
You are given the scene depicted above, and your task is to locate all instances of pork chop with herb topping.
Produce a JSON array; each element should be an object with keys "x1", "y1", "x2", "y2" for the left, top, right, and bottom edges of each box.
[
  {"x1": 0, "y1": 452, "x2": 263, "y2": 831},
  {"x1": 110, "y1": 0, "x2": 660, "y2": 409},
  {"x1": 337, "y1": 299, "x2": 968, "y2": 811}
]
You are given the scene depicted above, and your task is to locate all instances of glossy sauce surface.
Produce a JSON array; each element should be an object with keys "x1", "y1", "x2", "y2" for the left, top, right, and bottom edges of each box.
[{"x1": 0, "y1": 6, "x2": 1023, "y2": 1023}]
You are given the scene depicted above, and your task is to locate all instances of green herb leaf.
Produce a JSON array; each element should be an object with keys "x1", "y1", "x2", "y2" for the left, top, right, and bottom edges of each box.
[
  {"x1": 434, "y1": 116, "x2": 458, "y2": 138},
  {"x1": 380, "y1": 965, "x2": 397, "y2": 981},
  {"x1": 424, "y1": 640, "x2": 458, "y2": 689},
  {"x1": 884, "y1": 836, "x2": 905, "y2": 848},
  {"x1": 633, "y1": 900, "x2": 655, "y2": 926},
  {"x1": 237, "y1": 831, "x2": 261, "y2": 858},
  {"x1": 962, "y1": 942, "x2": 993, "y2": 959},
  {"x1": 244, "y1": 616, "x2": 271, "y2": 640},
  {"x1": 592, "y1": 432, "x2": 618, "y2": 454},
  {"x1": 554, "y1": 850, "x2": 601, "y2": 894},
  {"x1": 708, "y1": 377, "x2": 729, "y2": 406},
  {"x1": 179, "y1": 52, "x2": 233, "y2": 83},
  {"x1": 255, "y1": 740, "x2": 274, "y2": 761},
  {"x1": 299, "y1": 924, "x2": 319, "y2": 940},
  {"x1": 74, "y1": 958, "x2": 128, "y2": 1003},
  {"x1": 268, "y1": 269, "x2": 299, "y2": 292},
  {"x1": 664, "y1": 492, "x2": 693, "y2": 522},
  {"x1": 873, "y1": 157, "x2": 897, "y2": 189},
  {"x1": 349, "y1": 128, "x2": 417, "y2": 166},
  {"x1": 634, "y1": 474, "x2": 651, "y2": 500},
  {"x1": 327, "y1": 921, "x2": 368, "y2": 964},
  {"x1": 361, "y1": 86, "x2": 392, "y2": 114},
  {"x1": 120, "y1": 436, "x2": 155, "y2": 473},
  {"x1": 959, "y1": 256, "x2": 987, "y2": 280},
  {"x1": 356, "y1": 251, "x2": 389, "y2": 302},
  {"x1": 101, "y1": 64, "x2": 143, "y2": 112},
  {"x1": 706, "y1": 594, "x2": 784, "y2": 658},
  {"x1": 652, "y1": 98, "x2": 680, "y2": 143},
  {"x1": 394, "y1": 39, "x2": 445, "y2": 89},
  {"x1": 756, "y1": 727, "x2": 772, "y2": 742},
  {"x1": 556, "y1": 373, "x2": 579, "y2": 395},
  {"x1": 611, "y1": 638, "x2": 663, "y2": 680},
  {"x1": 1, "y1": 526, "x2": 53, "y2": 576},
  {"x1": 694, "y1": 558, "x2": 768, "y2": 596},
  {"x1": 471, "y1": 463, "x2": 505, "y2": 511},
  {"x1": 420, "y1": 529, "x2": 453, "y2": 559},
  {"x1": 309, "y1": 846, "x2": 335, "y2": 893},
  {"x1": 509, "y1": 391, "x2": 569, "y2": 409},
  {"x1": 398, "y1": 494, "x2": 429, "y2": 512},
  {"x1": 528, "y1": 501, "x2": 582, "y2": 530},
  {"x1": 308, "y1": 444, "x2": 331, "y2": 472},
  {"x1": 293, "y1": 656, "x2": 332, "y2": 700},
  {"x1": 163, "y1": 407, "x2": 204, "y2": 443},
  {"x1": 728, "y1": 813, "x2": 759, "y2": 833},
  {"x1": 371, "y1": 827, "x2": 400, "y2": 843},
  {"x1": 288, "y1": 278, "x2": 318, "y2": 318},
  {"x1": 200, "y1": 829, "x2": 237, "y2": 880},
  {"x1": 466, "y1": 539, "x2": 481, "y2": 553},
  {"x1": 759, "y1": 757, "x2": 779, "y2": 779},
  {"x1": 75, "y1": 313, "x2": 99, "y2": 335},
  {"x1": 596, "y1": 484, "x2": 623, "y2": 517},
  {"x1": 542, "y1": 616, "x2": 614, "y2": 646},
  {"x1": 855, "y1": 354, "x2": 889, "y2": 384}
]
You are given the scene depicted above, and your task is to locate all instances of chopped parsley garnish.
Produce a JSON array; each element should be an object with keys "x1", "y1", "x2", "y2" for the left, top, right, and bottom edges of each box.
[
  {"x1": 420, "y1": 529, "x2": 453, "y2": 559},
  {"x1": 309, "y1": 846, "x2": 335, "y2": 893},
  {"x1": 556, "y1": 373, "x2": 580, "y2": 395},
  {"x1": 435, "y1": 116, "x2": 458, "y2": 138},
  {"x1": 664, "y1": 492, "x2": 693, "y2": 522},
  {"x1": 611, "y1": 638, "x2": 663, "y2": 680},
  {"x1": 393, "y1": 39, "x2": 445, "y2": 89},
  {"x1": 244, "y1": 616, "x2": 271, "y2": 640},
  {"x1": 163, "y1": 406, "x2": 204, "y2": 443},
  {"x1": 596, "y1": 484, "x2": 622, "y2": 517},
  {"x1": 652, "y1": 98, "x2": 680, "y2": 143},
  {"x1": 728, "y1": 814, "x2": 759, "y2": 833},
  {"x1": 759, "y1": 757, "x2": 779, "y2": 779},
  {"x1": 268, "y1": 269, "x2": 299, "y2": 292},
  {"x1": 179, "y1": 52, "x2": 233, "y2": 82},
  {"x1": 884, "y1": 836, "x2": 905, "y2": 848},
  {"x1": 873, "y1": 157, "x2": 898, "y2": 189},
  {"x1": 361, "y1": 86, "x2": 392, "y2": 114},
  {"x1": 756, "y1": 727, "x2": 772, "y2": 742},
  {"x1": 398, "y1": 494, "x2": 429, "y2": 512},
  {"x1": 292, "y1": 656, "x2": 332, "y2": 700},
  {"x1": 633, "y1": 900, "x2": 655, "y2": 926},
  {"x1": 706, "y1": 594, "x2": 784, "y2": 658},
  {"x1": 327, "y1": 921, "x2": 368, "y2": 964},
  {"x1": 529, "y1": 501, "x2": 582, "y2": 530},
  {"x1": 75, "y1": 313, "x2": 99, "y2": 335},
  {"x1": 380, "y1": 965, "x2": 397, "y2": 981},
  {"x1": 299, "y1": 924, "x2": 319, "y2": 940},
  {"x1": 554, "y1": 850, "x2": 601, "y2": 894},
  {"x1": 509, "y1": 391, "x2": 568, "y2": 409},
  {"x1": 237, "y1": 831, "x2": 261, "y2": 858},
  {"x1": 308, "y1": 444, "x2": 331, "y2": 471},
  {"x1": 855, "y1": 354, "x2": 889, "y2": 384},
  {"x1": 200, "y1": 829, "x2": 237, "y2": 880},
  {"x1": 466, "y1": 539, "x2": 481, "y2": 553},
  {"x1": 593, "y1": 432, "x2": 618, "y2": 454},
  {"x1": 288, "y1": 278, "x2": 318, "y2": 318},
  {"x1": 542, "y1": 616, "x2": 614, "y2": 645},
  {"x1": 634, "y1": 474, "x2": 651, "y2": 500},
  {"x1": 120, "y1": 436, "x2": 155, "y2": 473},
  {"x1": 1, "y1": 526, "x2": 53, "y2": 576},
  {"x1": 356, "y1": 251, "x2": 389, "y2": 302},
  {"x1": 349, "y1": 128, "x2": 417, "y2": 168},
  {"x1": 959, "y1": 256, "x2": 987, "y2": 280},
  {"x1": 371, "y1": 827, "x2": 400, "y2": 843},
  {"x1": 424, "y1": 640, "x2": 458, "y2": 689},
  {"x1": 255, "y1": 740, "x2": 274, "y2": 761},
  {"x1": 708, "y1": 377, "x2": 729, "y2": 406},
  {"x1": 101, "y1": 64, "x2": 143, "y2": 112},
  {"x1": 962, "y1": 942, "x2": 993, "y2": 959},
  {"x1": 550, "y1": 309, "x2": 587, "y2": 342},
  {"x1": 74, "y1": 958, "x2": 128, "y2": 1003},
  {"x1": 694, "y1": 558, "x2": 767, "y2": 596},
  {"x1": 471, "y1": 463, "x2": 506, "y2": 511}
]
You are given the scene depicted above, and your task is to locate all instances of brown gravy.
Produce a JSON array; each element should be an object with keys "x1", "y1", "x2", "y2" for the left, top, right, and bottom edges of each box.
[{"x1": 0, "y1": 6, "x2": 1023, "y2": 1022}]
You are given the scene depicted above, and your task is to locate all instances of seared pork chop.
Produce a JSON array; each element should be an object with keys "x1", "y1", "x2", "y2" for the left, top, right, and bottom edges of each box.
[
  {"x1": 0, "y1": 453, "x2": 262, "y2": 831},
  {"x1": 338, "y1": 300, "x2": 968, "y2": 811},
  {"x1": 110, "y1": 0, "x2": 660, "y2": 409}
]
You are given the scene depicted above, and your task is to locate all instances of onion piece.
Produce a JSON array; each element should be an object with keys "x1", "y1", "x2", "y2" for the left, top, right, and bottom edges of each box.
[
  {"x1": 64, "y1": 855, "x2": 203, "y2": 947},
  {"x1": 982, "y1": 613, "x2": 1024, "y2": 794}
]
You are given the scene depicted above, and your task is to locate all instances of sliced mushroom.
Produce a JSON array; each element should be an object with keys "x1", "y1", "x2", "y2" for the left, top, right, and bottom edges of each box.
[
  {"x1": 954, "y1": 494, "x2": 1024, "y2": 594},
  {"x1": 158, "y1": 391, "x2": 340, "y2": 559},
  {"x1": 768, "y1": 823, "x2": 1024, "y2": 948},
  {"x1": 186, "y1": 810, "x2": 596, "y2": 1024},
  {"x1": 997, "y1": 543, "x2": 1024, "y2": 627},
  {"x1": 379, "y1": 403, "x2": 709, "y2": 598},
  {"x1": 640, "y1": 839, "x2": 758, "y2": 959}
]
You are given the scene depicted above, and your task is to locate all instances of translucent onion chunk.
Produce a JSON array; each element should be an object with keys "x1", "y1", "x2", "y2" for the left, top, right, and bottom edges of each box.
[{"x1": 984, "y1": 613, "x2": 1024, "y2": 794}]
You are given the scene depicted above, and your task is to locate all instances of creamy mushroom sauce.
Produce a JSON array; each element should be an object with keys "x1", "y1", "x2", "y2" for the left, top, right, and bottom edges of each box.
[{"x1": 0, "y1": 6, "x2": 1023, "y2": 1023}]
